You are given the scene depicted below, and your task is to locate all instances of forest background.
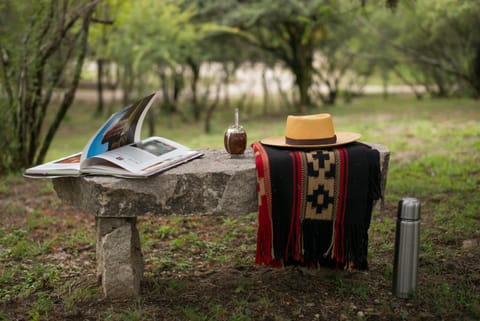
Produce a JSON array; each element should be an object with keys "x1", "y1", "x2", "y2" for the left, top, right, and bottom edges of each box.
[{"x1": 0, "y1": 0, "x2": 479, "y2": 171}]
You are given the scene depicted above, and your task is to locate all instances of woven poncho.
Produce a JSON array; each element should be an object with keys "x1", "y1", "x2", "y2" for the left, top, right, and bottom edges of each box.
[{"x1": 252, "y1": 142, "x2": 381, "y2": 270}]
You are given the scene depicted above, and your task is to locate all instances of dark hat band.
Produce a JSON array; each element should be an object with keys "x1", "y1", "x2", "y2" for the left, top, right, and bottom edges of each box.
[{"x1": 285, "y1": 134, "x2": 337, "y2": 146}]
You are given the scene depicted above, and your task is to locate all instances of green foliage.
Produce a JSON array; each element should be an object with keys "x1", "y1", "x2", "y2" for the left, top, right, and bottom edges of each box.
[
  {"x1": 0, "y1": 98, "x2": 15, "y2": 174},
  {"x1": 364, "y1": 0, "x2": 480, "y2": 97},
  {"x1": 112, "y1": 0, "x2": 198, "y2": 66},
  {"x1": 26, "y1": 209, "x2": 56, "y2": 230},
  {"x1": 212, "y1": 0, "x2": 343, "y2": 110},
  {"x1": 0, "y1": 229, "x2": 52, "y2": 260},
  {"x1": 181, "y1": 306, "x2": 208, "y2": 321},
  {"x1": 107, "y1": 0, "x2": 202, "y2": 97},
  {"x1": 154, "y1": 225, "x2": 180, "y2": 239},
  {"x1": 0, "y1": 0, "x2": 98, "y2": 171},
  {"x1": 417, "y1": 281, "x2": 480, "y2": 318},
  {"x1": 88, "y1": 0, "x2": 127, "y2": 59},
  {"x1": 0, "y1": 261, "x2": 60, "y2": 303},
  {"x1": 28, "y1": 292, "x2": 53, "y2": 321},
  {"x1": 62, "y1": 283, "x2": 97, "y2": 316},
  {"x1": 102, "y1": 303, "x2": 154, "y2": 321}
]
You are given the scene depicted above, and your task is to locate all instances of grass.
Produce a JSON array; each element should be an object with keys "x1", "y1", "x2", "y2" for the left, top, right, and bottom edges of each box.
[{"x1": 1, "y1": 94, "x2": 479, "y2": 320}]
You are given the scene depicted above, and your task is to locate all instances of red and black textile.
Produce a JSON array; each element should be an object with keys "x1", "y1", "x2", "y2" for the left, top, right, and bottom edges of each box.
[{"x1": 252, "y1": 141, "x2": 381, "y2": 270}]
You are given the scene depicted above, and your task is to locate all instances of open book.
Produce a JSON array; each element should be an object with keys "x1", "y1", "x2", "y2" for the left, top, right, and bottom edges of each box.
[{"x1": 24, "y1": 92, "x2": 203, "y2": 178}]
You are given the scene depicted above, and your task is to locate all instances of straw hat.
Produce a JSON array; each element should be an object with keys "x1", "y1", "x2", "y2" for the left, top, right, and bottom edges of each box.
[{"x1": 261, "y1": 113, "x2": 361, "y2": 148}]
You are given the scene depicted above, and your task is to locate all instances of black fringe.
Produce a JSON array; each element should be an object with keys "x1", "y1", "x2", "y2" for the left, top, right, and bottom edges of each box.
[
  {"x1": 344, "y1": 222, "x2": 369, "y2": 270},
  {"x1": 301, "y1": 219, "x2": 337, "y2": 269}
]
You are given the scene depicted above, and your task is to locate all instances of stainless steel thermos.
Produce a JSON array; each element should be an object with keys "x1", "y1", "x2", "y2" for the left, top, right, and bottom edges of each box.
[{"x1": 392, "y1": 197, "x2": 421, "y2": 298}]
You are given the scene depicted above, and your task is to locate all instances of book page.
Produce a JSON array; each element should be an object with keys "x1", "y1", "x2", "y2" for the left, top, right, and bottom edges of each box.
[
  {"x1": 23, "y1": 153, "x2": 82, "y2": 177},
  {"x1": 80, "y1": 92, "x2": 158, "y2": 163},
  {"x1": 82, "y1": 137, "x2": 202, "y2": 176}
]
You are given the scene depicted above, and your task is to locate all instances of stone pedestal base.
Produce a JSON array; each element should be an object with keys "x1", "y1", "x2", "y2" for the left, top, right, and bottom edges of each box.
[{"x1": 96, "y1": 217, "x2": 144, "y2": 299}]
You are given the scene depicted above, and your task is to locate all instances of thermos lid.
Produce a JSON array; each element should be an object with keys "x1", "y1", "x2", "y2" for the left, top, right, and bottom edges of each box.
[{"x1": 397, "y1": 197, "x2": 421, "y2": 220}]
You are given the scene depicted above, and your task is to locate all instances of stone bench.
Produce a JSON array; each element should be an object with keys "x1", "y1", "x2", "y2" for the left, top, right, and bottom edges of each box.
[{"x1": 52, "y1": 144, "x2": 389, "y2": 299}]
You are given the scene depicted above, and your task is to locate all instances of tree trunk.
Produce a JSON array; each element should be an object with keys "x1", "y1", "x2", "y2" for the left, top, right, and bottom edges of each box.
[
  {"x1": 471, "y1": 43, "x2": 480, "y2": 98},
  {"x1": 159, "y1": 67, "x2": 175, "y2": 113},
  {"x1": 148, "y1": 110, "x2": 156, "y2": 137},
  {"x1": 187, "y1": 59, "x2": 201, "y2": 121},
  {"x1": 172, "y1": 66, "x2": 184, "y2": 111},
  {"x1": 204, "y1": 82, "x2": 222, "y2": 133},
  {"x1": 121, "y1": 64, "x2": 134, "y2": 105},
  {"x1": 289, "y1": 41, "x2": 313, "y2": 112},
  {"x1": 381, "y1": 66, "x2": 389, "y2": 100},
  {"x1": 222, "y1": 62, "x2": 234, "y2": 108},
  {"x1": 96, "y1": 58, "x2": 104, "y2": 115},
  {"x1": 273, "y1": 73, "x2": 292, "y2": 111},
  {"x1": 325, "y1": 89, "x2": 337, "y2": 106},
  {"x1": 392, "y1": 66, "x2": 424, "y2": 100},
  {"x1": 299, "y1": 77, "x2": 311, "y2": 112},
  {"x1": 261, "y1": 66, "x2": 269, "y2": 115}
]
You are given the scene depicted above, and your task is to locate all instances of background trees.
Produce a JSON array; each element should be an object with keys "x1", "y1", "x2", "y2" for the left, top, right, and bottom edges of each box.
[
  {"x1": 212, "y1": 0, "x2": 340, "y2": 112},
  {"x1": 107, "y1": 0, "x2": 199, "y2": 105},
  {"x1": 0, "y1": 0, "x2": 99, "y2": 172},
  {"x1": 1, "y1": 0, "x2": 479, "y2": 173},
  {"x1": 88, "y1": 0, "x2": 125, "y2": 115},
  {"x1": 363, "y1": 0, "x2": 480, "y2": 98}
]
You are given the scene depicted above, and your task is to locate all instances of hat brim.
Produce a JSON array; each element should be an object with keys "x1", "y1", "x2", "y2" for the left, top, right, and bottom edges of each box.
[{"x1": 260, "y1": 131, "x2": 361, "y2": 148}]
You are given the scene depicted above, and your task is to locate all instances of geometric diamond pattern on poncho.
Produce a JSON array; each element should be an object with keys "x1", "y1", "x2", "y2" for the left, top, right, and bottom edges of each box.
[{"x1": 305, "y1": 150, "x2": 336, "y2": 220}]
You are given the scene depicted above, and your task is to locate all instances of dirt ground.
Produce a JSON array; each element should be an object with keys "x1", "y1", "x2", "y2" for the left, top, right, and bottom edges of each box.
[{"x1": 1, "y1": 177, "x2": 479, "y2": 321}]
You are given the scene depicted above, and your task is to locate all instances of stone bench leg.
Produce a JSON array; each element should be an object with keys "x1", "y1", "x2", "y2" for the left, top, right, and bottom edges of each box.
[{"x1": 95, "y1": 217, "x2": 144, "y2": 299}]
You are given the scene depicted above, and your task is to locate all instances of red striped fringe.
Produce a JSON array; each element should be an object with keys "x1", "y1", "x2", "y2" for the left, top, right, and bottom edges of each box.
[
  {"x1": 334, "y1": 147, "x2": 348, "y2": 264},
  {"x1": 252, "y1": 142, "x2": 275, "y2": 265},
  {"x1": 286, "y1": 151, "x2": 302, "y2": 261}
]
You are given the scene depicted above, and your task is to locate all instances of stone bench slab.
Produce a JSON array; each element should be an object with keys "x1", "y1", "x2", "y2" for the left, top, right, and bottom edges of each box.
[
  {"x1": 53, "y1": 148, "x2": 258, "y2": 217},
  {"x1": 53, "y1": 144, "x2": 389, "y2": 218}
]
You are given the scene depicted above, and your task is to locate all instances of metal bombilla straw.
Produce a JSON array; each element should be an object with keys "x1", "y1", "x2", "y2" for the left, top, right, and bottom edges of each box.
[{"x1": 234, "y1": 108, "x2": 239, "y2": 128}]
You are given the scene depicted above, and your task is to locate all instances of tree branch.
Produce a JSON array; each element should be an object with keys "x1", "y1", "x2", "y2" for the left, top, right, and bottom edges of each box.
[
  {"x1": 0, "y1": 47, "x2": 14, "y2": 107},
  {"x1": 35, "y1": 4, "x2": 94, "y2": 165},
  {"x1": 355, "y1": 14, "x2": 474, "y2": 83},
  {"x1": 91, "y1": 17, "x2": 114, "y2": 25}
]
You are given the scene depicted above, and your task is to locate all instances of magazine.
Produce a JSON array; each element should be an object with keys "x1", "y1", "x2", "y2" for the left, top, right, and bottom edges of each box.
[{"x1": 24, "y1": 92, "x2": 203, "y2": 178}]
